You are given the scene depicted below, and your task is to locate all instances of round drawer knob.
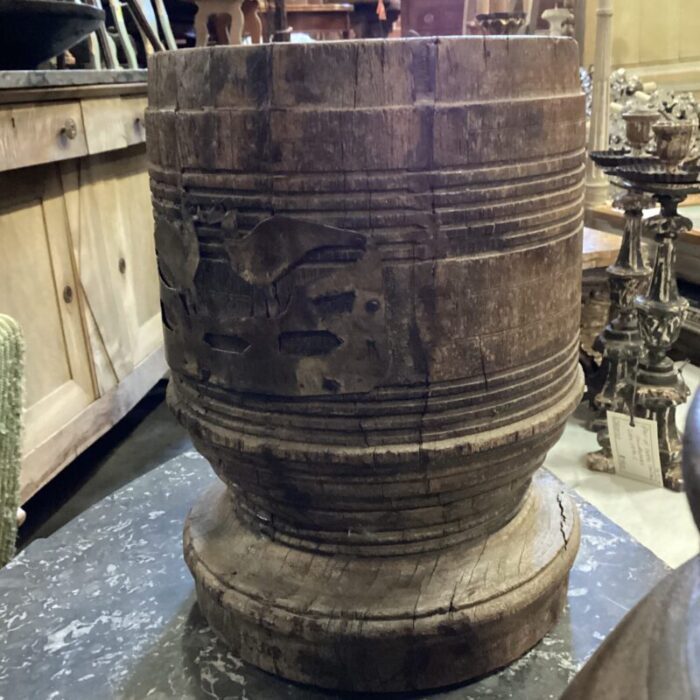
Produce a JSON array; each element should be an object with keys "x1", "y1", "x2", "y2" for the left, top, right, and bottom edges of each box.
[
  {"x1": 118, "y1": 257, "x2": 127, "y2": 274},
  {"x1": 423, "y1": 12, "x2": 435, "y2": 24},
  {"x1": 63, "y1": 285, "x2": 73, "y2": 303},
  {"x1": 61, "y1": 118, "x2": 78, "y2": 140}
]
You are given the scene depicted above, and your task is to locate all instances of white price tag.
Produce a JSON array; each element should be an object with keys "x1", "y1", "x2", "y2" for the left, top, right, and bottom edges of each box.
[{"x1": 607, "y1": 411, "x2": 664, "y2": 488}]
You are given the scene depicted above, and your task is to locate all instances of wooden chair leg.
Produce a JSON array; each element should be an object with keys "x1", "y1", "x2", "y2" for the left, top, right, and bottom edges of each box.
[
  {"x1": 195, "y1": 4, "x2": 210, "y2": 46},
  {"x1": 229, "y1": 1, "x2": 245, "y2": 44},
  {"x1": 213, "y1": 14, "x2": 229, "y2": 44}
]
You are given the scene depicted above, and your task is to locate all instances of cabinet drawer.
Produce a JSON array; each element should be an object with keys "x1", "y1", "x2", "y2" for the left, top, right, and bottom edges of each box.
[
  {"x1": 0, "y1": 101, "x2": 88, "y2": 172},
  {"x1": 121, "y1": 96, "x2": 147, "y2": 148},
  {"x1": 81, "y1": 96, "x2": 147, "y2": 155}
]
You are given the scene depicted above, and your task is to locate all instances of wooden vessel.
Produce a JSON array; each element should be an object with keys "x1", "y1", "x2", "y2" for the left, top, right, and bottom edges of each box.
[{"x1": 147, "y1": 36, "x2": 585, "y2": 692}]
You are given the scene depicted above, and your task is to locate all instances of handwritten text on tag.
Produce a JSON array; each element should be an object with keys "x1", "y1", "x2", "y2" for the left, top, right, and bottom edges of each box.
[{"x1": 607, "y1": 411, "x2": 664, "y2": 488}]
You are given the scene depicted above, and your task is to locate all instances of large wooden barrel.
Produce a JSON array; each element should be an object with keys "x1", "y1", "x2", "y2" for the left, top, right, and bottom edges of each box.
[{"x1": 148, "y1": 36, "x2": 585, "y2": 692}]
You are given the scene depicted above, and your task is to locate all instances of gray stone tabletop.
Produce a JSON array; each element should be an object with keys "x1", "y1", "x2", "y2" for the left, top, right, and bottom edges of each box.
[
  {"x1": 0, "y1": 452, "x2": 669, "y2": 700},
  {"x1": 0, "y1": 70, "x2": 147, "y2": 90}
]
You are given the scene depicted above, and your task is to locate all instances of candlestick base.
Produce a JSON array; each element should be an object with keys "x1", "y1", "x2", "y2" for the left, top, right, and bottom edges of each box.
[
  {"x1": 586, "y1": 449, "x2": 615, "y2": 474},
  {"x1": 634, "y1": 362, "x2": 689, "y2": 492}
]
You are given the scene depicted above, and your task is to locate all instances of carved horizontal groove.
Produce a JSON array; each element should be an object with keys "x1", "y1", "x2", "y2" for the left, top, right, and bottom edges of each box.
[
  {"x1": 170, "y1": 337, "x2": 580, "y2": 443},
  {"x1": 179, "y1": 332, "x2": 580, "y2": 412},
  {"x1": 173, "y1": 367, "x2": 580, "y2": 447},
  {"x1": 178, "y1": 165, "x2": 584, "y2": 213},
  {"x1": 199, "y1": 408, "x2": 565, "y2": 498},
  {"x1": 148, "y1": 164, "x2": 181, "y2": 188},
  {"x1": 204, "y1": 333, "x2": 251, "y2": 355},
  {"x1": 177, "y1": 385, "x2": 581, "y2": 558},
  {"x1": 172, "y1": 90, "x2": 583, "y2": 113},
  {"x1": 182, "y1": 205, "x2": 582, "y2": 265},
  {"x1": 278, "y1": 331, "x2": 343, "y2": 356},
  {"x1": 177, "y1": 170, "x2": 583, "y2": 209},
  {"x1": 174, "y1": 184, "x2": 583, "y2": 235},
  {"x1": 182, "y1": 485, "x2": 574, "y2": 623},
  {"x1": 189, "y1": 214, "x2": 581, "y2": 256},
  {"x1": 229, "y1": 481, "x2": 531, "y2": 557},
  {"x1": 174, "y1": 364, "x2": 582, "y2": 555},
  {"x1": 149, "y1": 179, "x2": 180, "y2": 199},
  {"x1": 178, "y1": 149, "x2": 586, "y2": 191},
  {"x1": 220, "y1": 437, "x2": 543, "y2": 505},
  {"x1": 174, "y1": 360, "x2": 580, "y2": 449}
]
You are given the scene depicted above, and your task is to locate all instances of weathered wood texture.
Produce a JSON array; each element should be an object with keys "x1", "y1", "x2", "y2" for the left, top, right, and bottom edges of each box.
[
  {"x1": 148, "y1": 36, "x2": 585, "y2": 692},
  {"x1": 562, "y1": 391, "x2": 700, "y2": 700}
]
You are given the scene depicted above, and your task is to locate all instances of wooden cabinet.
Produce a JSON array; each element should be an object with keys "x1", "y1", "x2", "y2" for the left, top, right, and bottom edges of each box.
[{"x1": 0, "y1": 77, "x2": 166, "y2": 503}]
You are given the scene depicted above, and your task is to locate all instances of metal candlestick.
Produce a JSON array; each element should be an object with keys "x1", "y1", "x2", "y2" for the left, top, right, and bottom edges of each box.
[
  {"x1": 585, "y1": 111, "x2": 657, "y2": 473},
  {"x1": 616, "y1": 120, "x2": 697, "y2": 490},
  {"x1": 635, "y1": 192, "x2": 692, "y2": 490},
  {"x1": 586, "y1": 188, "x2": 654, "y2": 472}
]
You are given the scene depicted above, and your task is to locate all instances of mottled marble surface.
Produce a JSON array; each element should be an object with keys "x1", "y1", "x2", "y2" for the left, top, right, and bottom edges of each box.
[
  {"x1": 0, "y1": 70, "x2": 147, "y2": 90},
  {"x1": 0, "y1": 452, "x2": 669, "y2": 700}
]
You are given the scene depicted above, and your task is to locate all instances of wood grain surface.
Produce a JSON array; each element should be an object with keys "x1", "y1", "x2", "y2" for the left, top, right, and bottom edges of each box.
[{"x1": 148, "y1": 36, "x2": 585, "y2": 691}]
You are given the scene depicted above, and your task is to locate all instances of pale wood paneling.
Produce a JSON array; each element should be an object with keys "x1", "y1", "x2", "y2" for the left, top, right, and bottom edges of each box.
[
  {"x1": 60, "y1": 145, "x2": 162, "y2": 390},
  {"x1": 0, "y1": 167, "x2": 95, "y2": 459},
  {"x1": 0, "y1": 199, "x2": 72, "y2": 405},
  {"x1": 20, "y1": 347, "x2": 166, "y2": 503},
  {"x1": 1, "y1": 90, "x2": 163, "y2": 502}
]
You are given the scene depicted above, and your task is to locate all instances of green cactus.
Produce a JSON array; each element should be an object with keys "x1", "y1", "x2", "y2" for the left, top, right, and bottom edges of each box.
[{"x1": 0, "y1": 315, "x2": 24, "y2": 568}]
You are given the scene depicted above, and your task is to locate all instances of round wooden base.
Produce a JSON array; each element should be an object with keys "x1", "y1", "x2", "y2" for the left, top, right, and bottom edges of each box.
[{"x1": 184, "y1": 475, "x2": 580, "y2": 693}]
